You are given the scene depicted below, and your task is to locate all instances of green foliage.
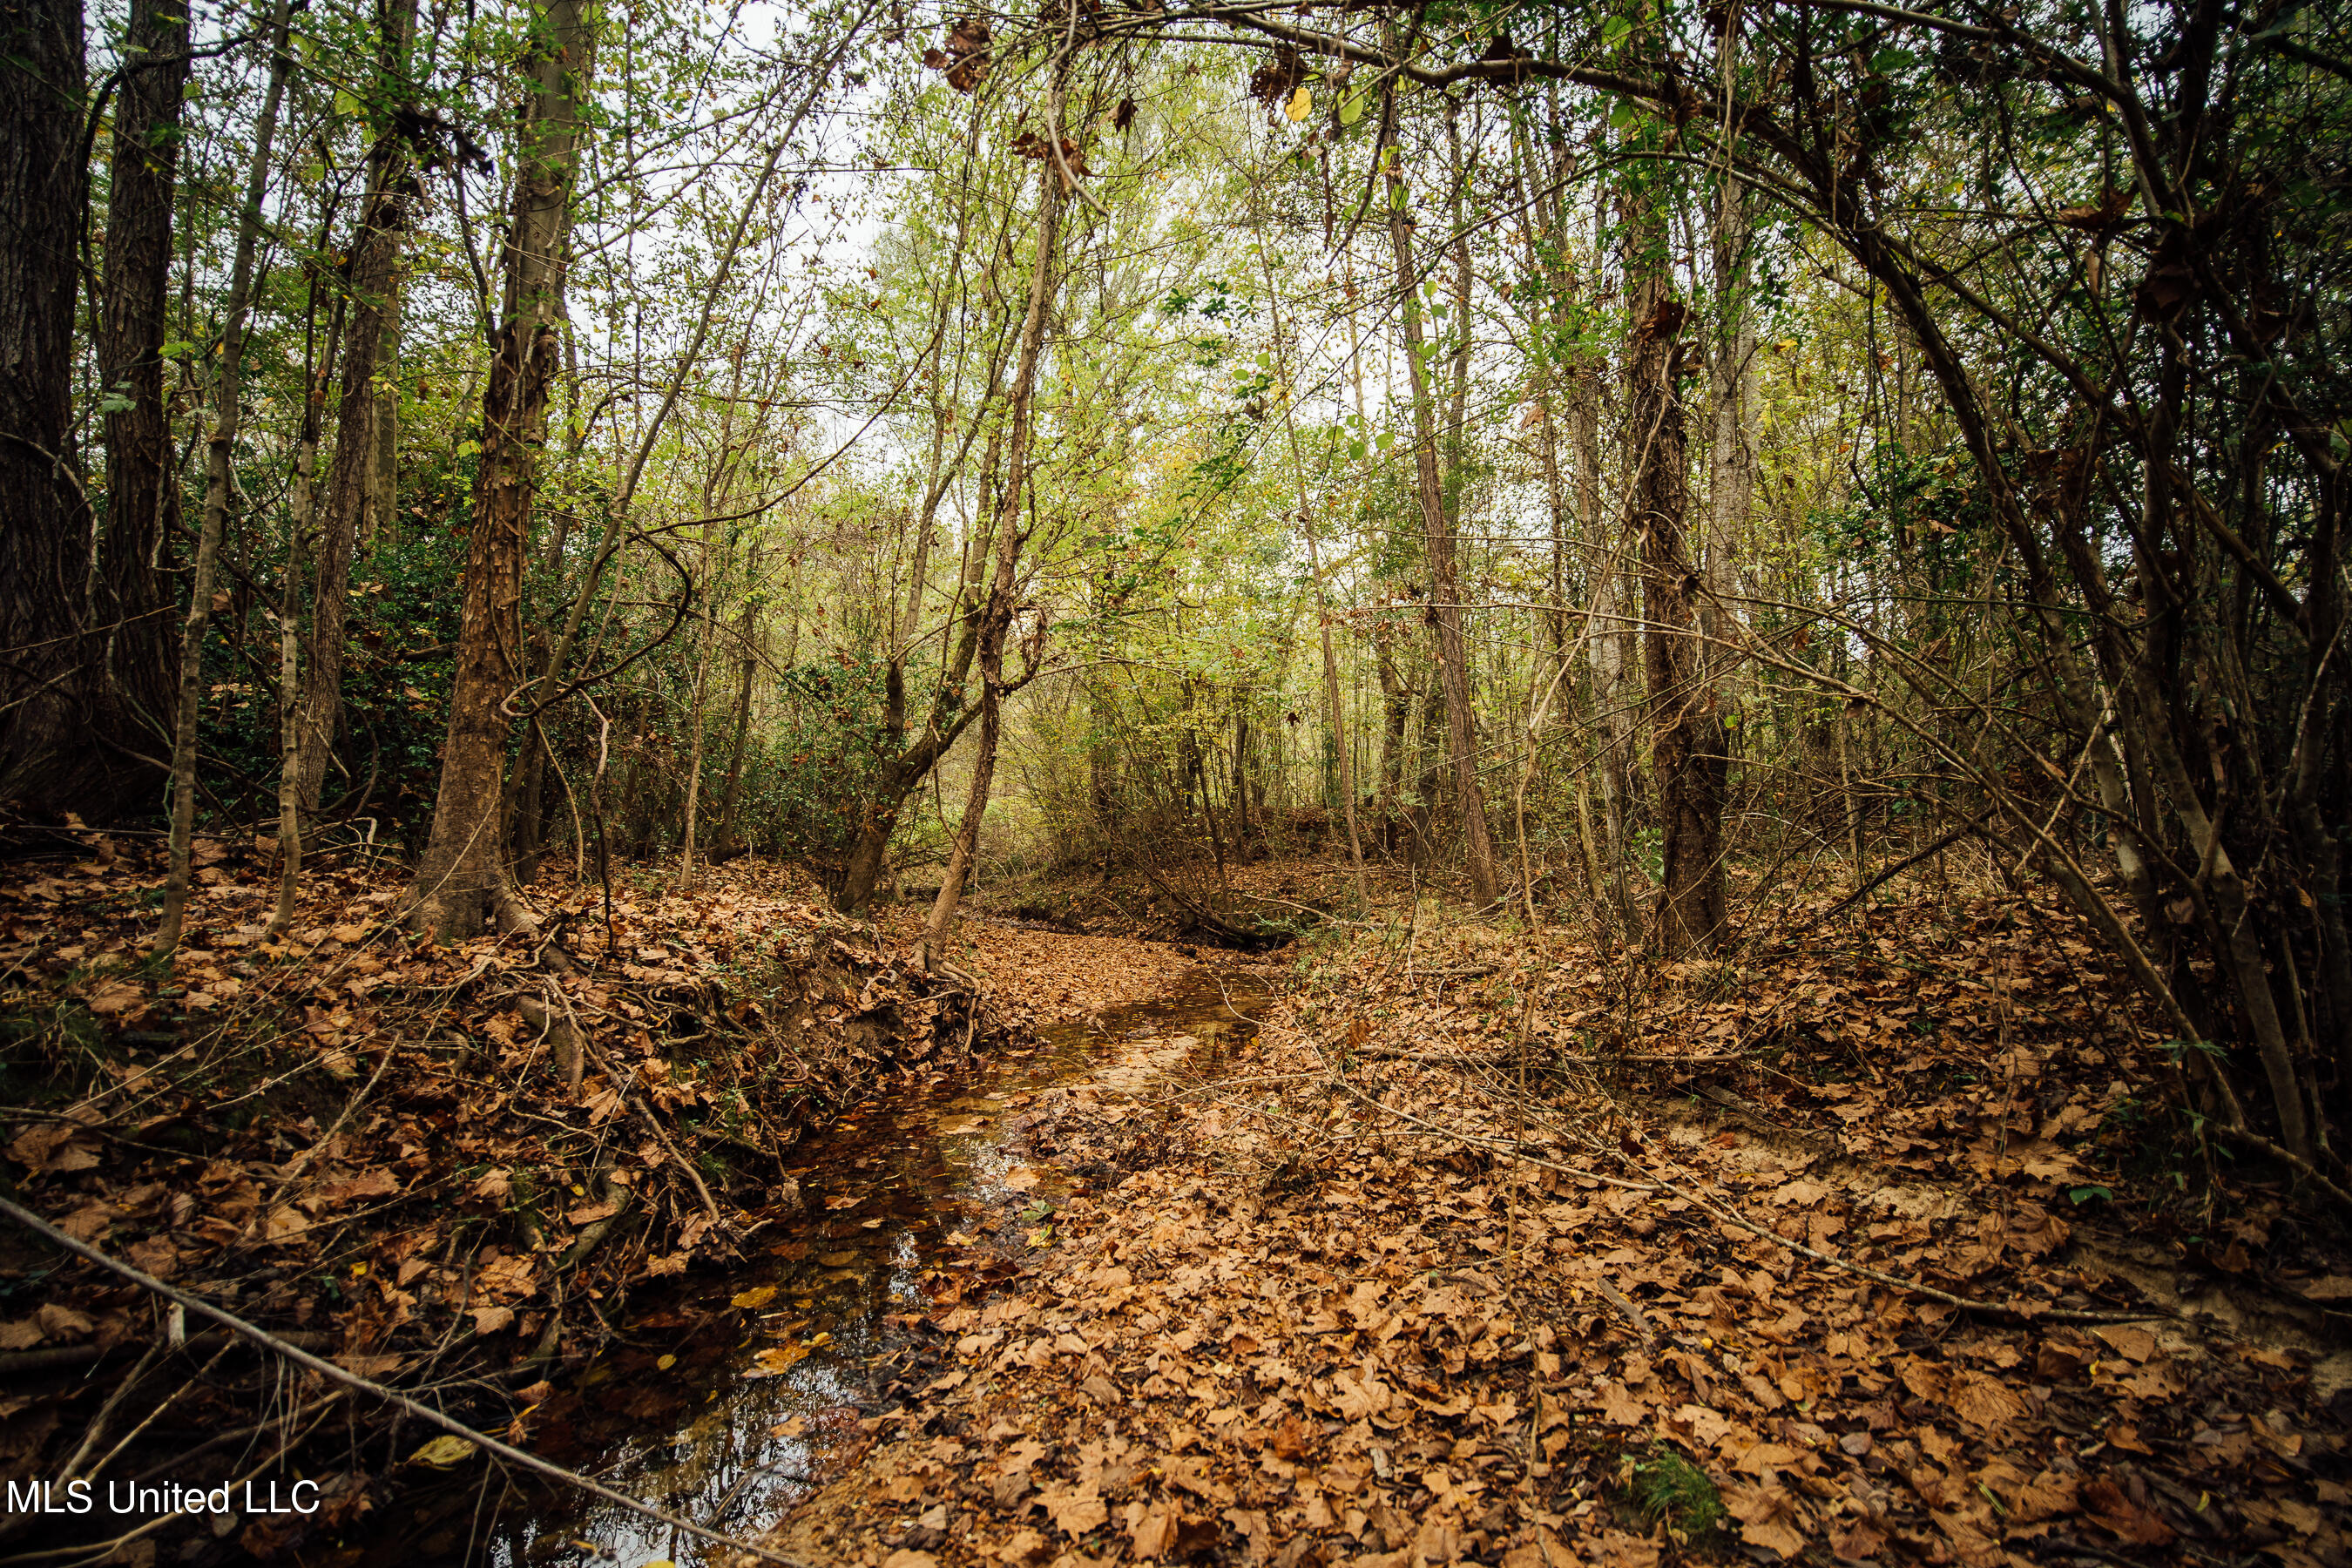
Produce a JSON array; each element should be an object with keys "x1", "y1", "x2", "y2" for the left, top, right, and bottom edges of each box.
[
  {"x1": 1626, "y1": 1444, "x2": 1725, "y2": 1538},
  {"x1": 740, "y1": 658, "x2": 896, "y2": 861}
]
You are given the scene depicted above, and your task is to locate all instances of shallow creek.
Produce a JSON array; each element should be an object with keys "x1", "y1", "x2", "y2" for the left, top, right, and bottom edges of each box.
[{"x1": 375, "y1": 963, "x2": 1267, "y2": 1567}]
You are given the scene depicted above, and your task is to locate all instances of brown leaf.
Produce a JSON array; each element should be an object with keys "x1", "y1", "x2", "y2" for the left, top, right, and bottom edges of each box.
[
  {"x1": 1726, "y1": 1481, "x2": 1808, "y2": 1558},
  {"x1": 320, "y1": 1168, "x2": 401, "y2": 1206},
  {"x1": 84, "y1": 978, "x2": 144, "y2": 1016},
  {"x1": 1329, "y1": 1367, "x2": 1391, "y2": 1418},
  {"x1": 1829, "y1": 1518, "x2": 1885, "y2": 1560},
  {"x1": 993, "y1": 1528, "x2": 1046, "y2": 1564},
  {"x1": 1126, "y1": 1499, "x2": 1180, "y2": 1560},
  {"x1": 1035, "y1": 1480, "x2": 1106, "y2": 1537},
  {"x1": 1946, "y1": 1369, "x2": 2030, "y2": 1429},
  {"x1": 2080, "y1": 1477, "x2": 2174, "y2": 1546},
  {"x1": 2052, "y1": 185, "x2": 2134, "y2": 232},
  {"x1": 2010, "y1": 1469, "x2": 2078, "y2": 1524}
]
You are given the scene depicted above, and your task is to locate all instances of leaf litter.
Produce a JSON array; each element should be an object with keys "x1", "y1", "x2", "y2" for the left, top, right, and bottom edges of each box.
[
  {"x1": 743, "y1": 877, "x2": 2349, "y2": 1568},
  {"x1": 0, "y1": 835, "x2": 1017, "y2": 1558}
]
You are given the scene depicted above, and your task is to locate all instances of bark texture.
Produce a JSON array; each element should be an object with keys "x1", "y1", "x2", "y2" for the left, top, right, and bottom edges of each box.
[
  {"x1": 409, "y1": 0, "x2": 592, "y2": 939},
  {"x1": 298, "y1": 0, "x2": 417, "y2": 813},
  {"x1": 1625, "y1": 207, "x2": 1727, "y2": 956},
  {"x1": 95, "y1": 0, "x2": 189, "y2": 756},
  {"x1": 1382, "y1": 92, "x2": 1497, "y2": 902},
  {"x1": 0, "y1": 0, "x2": 94, "y2": 811}
]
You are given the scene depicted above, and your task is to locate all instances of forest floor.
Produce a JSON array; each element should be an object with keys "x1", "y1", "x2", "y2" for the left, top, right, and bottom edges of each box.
[
  {"x1": 0, "y1": 828, "x2": 1207, "y2": 1565},
  {"x1": 745, "y1": 861, "x2": 2352, "y2": 1568},
  {"x1": 3, "y1": 839, "x2": 2350, "y2": 1568}
]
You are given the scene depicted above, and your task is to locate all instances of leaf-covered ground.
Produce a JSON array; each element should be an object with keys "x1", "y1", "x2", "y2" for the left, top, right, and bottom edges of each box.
[
  {"x1": 746, "y1": 882, "x2": 2351, "y2": 1568},
  {"x1": 0, "y1": 832, "x2": 1025, "y2": 1558}
]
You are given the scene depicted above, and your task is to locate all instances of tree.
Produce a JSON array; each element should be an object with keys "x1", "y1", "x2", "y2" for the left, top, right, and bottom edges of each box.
[
  {"x1": 297, "y1": 0, "x2": 418, "y2": 814},
  {"x1": 0, "y1": 0, "x2": 92, "y2": 812},
  {"x1": 158, "y1": 0, "x2": 294, "y2": 955},
  {"x1": 409, "y1": 0, "x2": 595, "y2": 939},
  {"x1": 1621, "y1": 169, "x2": 1727, "y2": 956},
  {"x1": 95, "y1": 0, "x2": 191, "y2": 757},
  {"x1": 916, "y1": 146, "x2": 1063, "y2": 966},
  {"x1": 1382, "y1": 79, "x2": 1499, "y2": 904}
]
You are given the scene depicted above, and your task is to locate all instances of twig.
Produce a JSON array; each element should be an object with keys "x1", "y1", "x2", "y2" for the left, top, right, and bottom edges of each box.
[
  {"x1": 571, "y1": 1029, "x2": 732, "y2": 1240},
  {"x1": 0, "y1": 1195, "x2": 815, "y2": 1568}
]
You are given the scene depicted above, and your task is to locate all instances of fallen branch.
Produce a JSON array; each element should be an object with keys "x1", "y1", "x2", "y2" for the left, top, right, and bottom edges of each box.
[
  {"x1": 2213, "y1": 1119, "x2": 2352, "y2": 1211},
  {"x1": 568, "y1": 1004, "x2": 732, "y2": 1242},
  {"x1": 0, "y1": 1328, "x2": 332, "y2": 1375},
  {"x1": 0, "y1": 1194, "x2": 814, "y2": 1568}
]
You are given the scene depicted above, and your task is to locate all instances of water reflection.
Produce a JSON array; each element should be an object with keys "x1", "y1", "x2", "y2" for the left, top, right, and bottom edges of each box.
[{"x1": 370, "y1": 967, "x2": 1262, "y2": 1566}]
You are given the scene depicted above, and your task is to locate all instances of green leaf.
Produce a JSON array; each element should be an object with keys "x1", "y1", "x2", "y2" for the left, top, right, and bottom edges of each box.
[
  {"x1": 1601, "y1": 15, "x2": 1632, "y2": 51},
  {"x1": 1338, "y1": 93, "x2": 1365, "y2": 127},
  {"x1": 2066, "y1": 1186, "x2": 2113, "y2": 1206}
]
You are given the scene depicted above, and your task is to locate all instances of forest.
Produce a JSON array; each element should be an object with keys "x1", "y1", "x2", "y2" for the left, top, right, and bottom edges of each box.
[{"x1": 0, "y1": 0, "x2": 2348, "y2": 1564}]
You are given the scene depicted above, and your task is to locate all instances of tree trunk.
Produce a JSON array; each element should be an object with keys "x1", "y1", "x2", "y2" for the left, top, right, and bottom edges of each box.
[
  {"x1": 916, "y1": 149, "x2": 1062, "y2": 967},
  {"x1": 1705, "y1": 164, "x2": 1755, "y2": 672},
  {"x1": 1382, "y1": 88, "x2": 1497, "y2": 902},
  {"x1": 1625, "y1": 189, "x2": 1727, "y2": 956},
  {"x1": 366, "y1": 290, "x2": 400, "y2": 546},
  {"x1": 713, "y1": 599, "x2": 758, "y2": 861},
  {"x1": 409, "y1": 0, "x2": 593, "y2": 941},
  {"x1": 158, "y1": 3, "x2": 294, "y2": 955},
  {"x1": 1375, "y1": 619, "x2": 1409, "y2": 851},
  {"x1": 269, "y1": 309, "x2": 335, "y2": 937},
  {"x1": 0, "y1": 0, "x2": 98, "y2": 813},
  {"x1": 674, "y1": 567, "x2": 720, "y2": 890},
  {"x1": 835, "y1": 385, "x2": 1008, "y2": 915},
  {"x1": 298, "y1": 0, "x2": 418, "y2": 813},
  {"x1": 916, "y1": 680, "x2": 1001, "y2": 967},
  {"x1": 96, "y1": 0, "x2": 189, "y2": 754}
]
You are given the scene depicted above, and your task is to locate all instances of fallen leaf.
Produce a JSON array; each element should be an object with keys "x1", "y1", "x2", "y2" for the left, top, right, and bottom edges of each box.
[
  {"x1": 1035, "y1": 1481, "x2": 1106, "y2": 1536},
  {"x1": 1127, "y1": 1500, "x2": 1181, "y2": 1560},
  {"x1": 1726, "y1": 1481, "x2": 1808, "y2": 1558},
  {"x1": 407, "y1": 1435, "x2": 476, "y2": 1469}
]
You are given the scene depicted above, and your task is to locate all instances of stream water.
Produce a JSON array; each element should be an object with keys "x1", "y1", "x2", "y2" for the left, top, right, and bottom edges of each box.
[{"x1": 371, "y1": 963, "x2": 1267, "y2": 1567}]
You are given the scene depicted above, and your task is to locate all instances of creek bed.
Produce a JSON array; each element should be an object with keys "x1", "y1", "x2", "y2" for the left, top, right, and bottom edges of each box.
[{"x1": 370, "y1": 964, "x2": 1267, "y2": 1566}]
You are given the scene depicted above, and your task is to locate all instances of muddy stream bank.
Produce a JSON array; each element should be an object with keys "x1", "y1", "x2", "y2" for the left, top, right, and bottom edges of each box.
[{"x1": 374, "y1": 963, "x2": 1271, "y2": 1567}]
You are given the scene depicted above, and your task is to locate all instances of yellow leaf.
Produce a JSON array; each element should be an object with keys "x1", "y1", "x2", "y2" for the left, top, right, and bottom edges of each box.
[
  {"x1": 1285, "y1": 87, "x2": 1311, "y2": 122},
  {"x1": 730, "y1": 1285, "x2": 777, "y2": 1309},
  {"x1": 656, "y1": 1353, "x2": 677, "y2": 1370},
  {"x1": 408, "y1": 1435, "x2": 476, "y2": 1469},
  {"x1": 747, "y1": 1344, "x2": 809, "y2": 1377}
]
